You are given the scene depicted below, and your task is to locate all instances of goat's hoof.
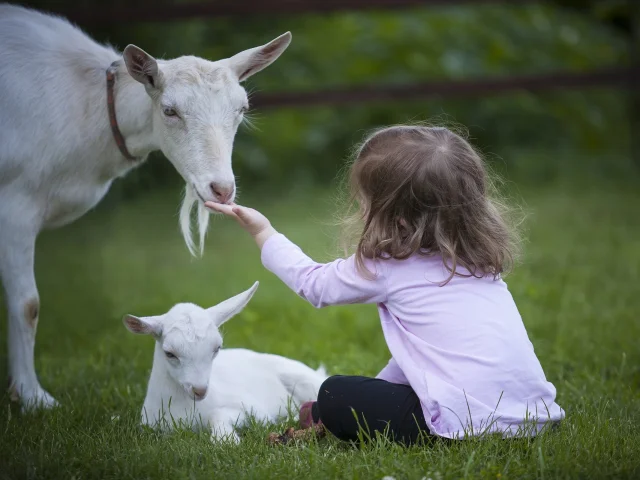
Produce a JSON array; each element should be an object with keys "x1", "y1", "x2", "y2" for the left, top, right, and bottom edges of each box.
[
  {"x1": 210, "y1": 431, "x2": 240, "y2": 444},
  {"x1": 14, "y1": 385, "x2": 59, "y2": 412}
]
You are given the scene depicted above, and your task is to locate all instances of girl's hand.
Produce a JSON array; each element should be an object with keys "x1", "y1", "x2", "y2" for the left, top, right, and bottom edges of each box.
[{"x1": 205, "y1": 202, "x2": 277, "y2": 249}]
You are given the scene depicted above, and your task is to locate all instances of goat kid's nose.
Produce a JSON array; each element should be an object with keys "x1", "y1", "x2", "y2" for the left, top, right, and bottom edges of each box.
[
  {"x1": 192, "y1": 385, "x2": 208, "y2": 400},
  {"x1": 210, "y1": 182, "x2": 234, "y2": 204}
]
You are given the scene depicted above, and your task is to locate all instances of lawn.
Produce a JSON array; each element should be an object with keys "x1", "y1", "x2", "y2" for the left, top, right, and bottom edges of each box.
[{"x1": 1, "y1": 171, "x2": 639, "y2": 479}]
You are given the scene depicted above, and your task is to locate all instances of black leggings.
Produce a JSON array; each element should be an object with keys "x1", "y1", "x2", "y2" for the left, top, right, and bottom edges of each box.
[{"x1": 313, "y1": 375, "x2": 430, "y2": 445}]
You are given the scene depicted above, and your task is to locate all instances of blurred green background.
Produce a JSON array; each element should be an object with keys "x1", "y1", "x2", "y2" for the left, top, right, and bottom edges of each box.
[
  {"x1": 1, "y1": 1, "x2": 639, "y2": 478},
  {"x1": 14, "y1": 0, "x2": 639, "y2": 197}
]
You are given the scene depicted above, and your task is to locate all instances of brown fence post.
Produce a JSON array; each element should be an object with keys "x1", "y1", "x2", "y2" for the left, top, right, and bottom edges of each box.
[{"x1": 631, "y1": 0, "x2": 640, "y2": 167}]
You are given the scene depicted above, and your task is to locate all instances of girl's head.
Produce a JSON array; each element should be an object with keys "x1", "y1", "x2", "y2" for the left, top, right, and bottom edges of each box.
[{"x1": 344, "y1": 125, "x2": 520, "y2": 282}]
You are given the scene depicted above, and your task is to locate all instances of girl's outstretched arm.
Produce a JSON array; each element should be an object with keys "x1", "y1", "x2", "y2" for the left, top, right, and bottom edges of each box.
[{"x1": 206, "y1": 202, "x2": 387, "y2": 307}]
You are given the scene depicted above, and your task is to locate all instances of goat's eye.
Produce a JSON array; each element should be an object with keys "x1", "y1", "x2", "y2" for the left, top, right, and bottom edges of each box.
[
  {"x1": 164, "y1": 351, "x2": 177, "y2": 360},
  {"x1": 238, "y1": 105, "x2": 248, "y2": 115},
  {"x1": 213, "y1": 347, "x2": 221, "y2": 357},
  {"x1": 162, "y1": 107, "x2": 178, "y2": 117}
]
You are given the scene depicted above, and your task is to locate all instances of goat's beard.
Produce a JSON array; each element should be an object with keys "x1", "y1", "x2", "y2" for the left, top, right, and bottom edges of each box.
[{"x1": 179, "y1": 184, "x2": 210, "y2": 257}]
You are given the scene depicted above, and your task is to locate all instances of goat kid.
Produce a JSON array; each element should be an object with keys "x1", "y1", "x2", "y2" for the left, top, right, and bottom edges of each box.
[
  {"x1": 123, "y1": 282, "x2": 327, "y2": 443},
  {"x1": 0, "y1": 3, "x2": 291, "y2": 409}
]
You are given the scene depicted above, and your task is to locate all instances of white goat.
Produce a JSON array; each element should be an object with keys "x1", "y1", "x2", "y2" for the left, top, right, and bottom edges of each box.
[
  {"x1": 123, "y1": 282, "x2": 327, "y2": 442},
  {"x1": 0, "y1": 3, "x2": 291, "y2": 409}
]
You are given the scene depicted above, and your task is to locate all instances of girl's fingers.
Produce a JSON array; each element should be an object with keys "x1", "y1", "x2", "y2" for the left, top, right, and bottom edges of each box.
[
  {"x1": 206, "y1": 202, "x2": 253, "y2": 229},
  {"x1": 205, "y1": 202, "x2": 234, "y2": 216},
  {"x1": 232, "y1": 206, "x2": 249, "y2": 219},
  {"x1": 206, "y1": 202, "x2": 259, "y2": 231},
  {"x1": 233, "y1": 208, "x2": 257, "y2": 228}
]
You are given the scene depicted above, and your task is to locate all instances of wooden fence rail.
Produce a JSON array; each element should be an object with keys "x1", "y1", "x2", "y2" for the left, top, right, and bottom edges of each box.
[{"x1": 250, "y1": 66, "x2": 637, "y2": 109}]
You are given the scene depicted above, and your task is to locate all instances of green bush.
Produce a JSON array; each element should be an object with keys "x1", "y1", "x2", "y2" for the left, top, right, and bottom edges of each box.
[{"x1": 23, "y1": 1, "x2": 634, "y2": 196}]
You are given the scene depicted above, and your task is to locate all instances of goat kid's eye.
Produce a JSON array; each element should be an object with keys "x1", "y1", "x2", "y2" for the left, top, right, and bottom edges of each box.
[
  {"x1": 162, "y1": 107, "x2": 178, "y2": 117},
  {"x1": 164, "y1": 351, "x2": 177, "y2": 360},
  {"x1": 238, "y1": 106, "x2": 248, "y2": 115}
]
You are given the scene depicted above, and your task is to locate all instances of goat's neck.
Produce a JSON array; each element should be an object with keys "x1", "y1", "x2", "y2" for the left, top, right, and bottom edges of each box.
[{"x1": 111, "y1": 67, "x2": 157, "y2": 159}]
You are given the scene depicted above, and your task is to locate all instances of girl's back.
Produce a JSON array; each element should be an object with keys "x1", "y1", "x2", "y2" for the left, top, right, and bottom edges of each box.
[{"x1": 381, "y1": 254, "x2": 561, "y2": 437}]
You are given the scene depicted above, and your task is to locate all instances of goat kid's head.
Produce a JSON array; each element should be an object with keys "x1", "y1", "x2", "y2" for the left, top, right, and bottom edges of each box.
[
  {"x1": 121, "y1": 33, "x2": 292, "y2": 256},
  {"x1": 123, "y1": 281, "x2": 259, "y2": 402}
]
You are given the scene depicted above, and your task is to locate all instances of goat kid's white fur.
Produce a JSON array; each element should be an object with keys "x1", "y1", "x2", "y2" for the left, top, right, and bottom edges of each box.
[
  {"x1": 0, "y1": 3, "x2": 291, "y2": 409},
  {"x1": 124, "y1": 282, "x2": 327, "y2": 443}
]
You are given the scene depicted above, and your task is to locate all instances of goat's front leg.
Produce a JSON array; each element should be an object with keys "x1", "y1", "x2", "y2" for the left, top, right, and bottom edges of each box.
[
  {"x1": 210, "y1": 409, "x2": 241, "y2": 444},
  {"x1": 0, "y1": 225, "x2": 57, "y2": 410}
]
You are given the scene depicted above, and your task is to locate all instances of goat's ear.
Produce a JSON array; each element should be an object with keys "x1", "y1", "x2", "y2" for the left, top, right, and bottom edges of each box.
[
  {"x1": 225, "y1": 32, "x2": 292, "y2": 82},
  {"x1": 208, "y1": 281, "x2": 259, "y2": 327},
  {"x1": 123, "y1": 314, "x2": 162, "y2": 336},
  {"x1": 123, "y1": 45, "x2": 162, "y2": 89}
]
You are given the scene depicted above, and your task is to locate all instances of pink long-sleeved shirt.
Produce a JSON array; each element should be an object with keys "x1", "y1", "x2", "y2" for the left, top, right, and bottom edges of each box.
[{"x1": 261, "y1": 233, "x2": 564, "y2": 439}]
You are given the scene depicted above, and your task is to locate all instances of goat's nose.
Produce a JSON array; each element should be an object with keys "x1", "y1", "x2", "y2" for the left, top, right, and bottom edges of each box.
[
  {"x1": 192, "y1": 385, "x2": 208, "y2": 400},
  {"x1": 210, "y1": 182, "x2": 234, "y2": 204}
]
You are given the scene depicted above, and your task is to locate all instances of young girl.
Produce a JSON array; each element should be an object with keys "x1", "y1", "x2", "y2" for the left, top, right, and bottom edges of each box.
[{"x1": 207, "y1": 125, "x2": 564, "y2": 444}]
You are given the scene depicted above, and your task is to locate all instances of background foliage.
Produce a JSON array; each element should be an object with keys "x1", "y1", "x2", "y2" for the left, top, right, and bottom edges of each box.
[
  {"x1": 20, "y1": 0, "x2": 636, "y2": 196},
  {"x1": 1, "y1": 1, "x2": 639, "y2": 478}
]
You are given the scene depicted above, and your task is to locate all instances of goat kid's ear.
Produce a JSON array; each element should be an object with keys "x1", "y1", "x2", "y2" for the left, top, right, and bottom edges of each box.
[
  {"x1": 208, "y1": 281, "x2": 259, "y2": 327},
  {"x1": 123, "y1": 314, "x2": 162, "y2": 337},
  {"x1": 226, "y1": 32, "x2": 292, "y2": 82},
  {"x1": 123, "y1": 45, "x2": 162, "y2": 90}
]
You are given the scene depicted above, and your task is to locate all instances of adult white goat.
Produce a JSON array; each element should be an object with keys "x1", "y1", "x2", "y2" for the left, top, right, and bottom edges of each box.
[
  {"x1": 124, "y1": 282, "x2": 327, "y2": 443},
  {"x1": 0, "y1": 3, "x2": 291, "y2": 409}
]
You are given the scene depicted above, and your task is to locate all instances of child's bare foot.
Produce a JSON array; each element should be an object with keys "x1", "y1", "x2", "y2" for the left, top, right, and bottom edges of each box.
[{"x1": 299, "y1": 401, "x2": 320, "y2": 429}]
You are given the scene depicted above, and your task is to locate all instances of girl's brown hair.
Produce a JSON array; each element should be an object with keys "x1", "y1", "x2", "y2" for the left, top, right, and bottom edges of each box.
[{"x1": 341, "y1": 125, "x2": 521, "y2": 284}]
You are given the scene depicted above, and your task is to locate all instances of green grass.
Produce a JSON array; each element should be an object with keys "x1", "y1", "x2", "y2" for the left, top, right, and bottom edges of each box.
[{"x1": 1, "y1": 176, "x2": 639, "y2": 479}]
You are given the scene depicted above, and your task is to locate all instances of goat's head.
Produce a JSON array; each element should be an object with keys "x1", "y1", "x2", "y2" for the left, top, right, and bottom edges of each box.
[
  {"x1": 123, "y1": 281, "x2": 259, "y2": 401},
  {"x1": 121, "y1": 33, "x2": 292, "y2": 256}
]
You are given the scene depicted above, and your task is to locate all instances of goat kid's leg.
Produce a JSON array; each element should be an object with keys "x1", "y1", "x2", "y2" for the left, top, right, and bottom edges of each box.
[
  {"x1": 210, "y1": 422, "x2": 240, "y2": 444},
  {"x1": 210, "y1": 410, "x2": 241, "y2": 444},
  {"x1": 0, "y1": 228, "x2": 57, "y2": 410}
]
